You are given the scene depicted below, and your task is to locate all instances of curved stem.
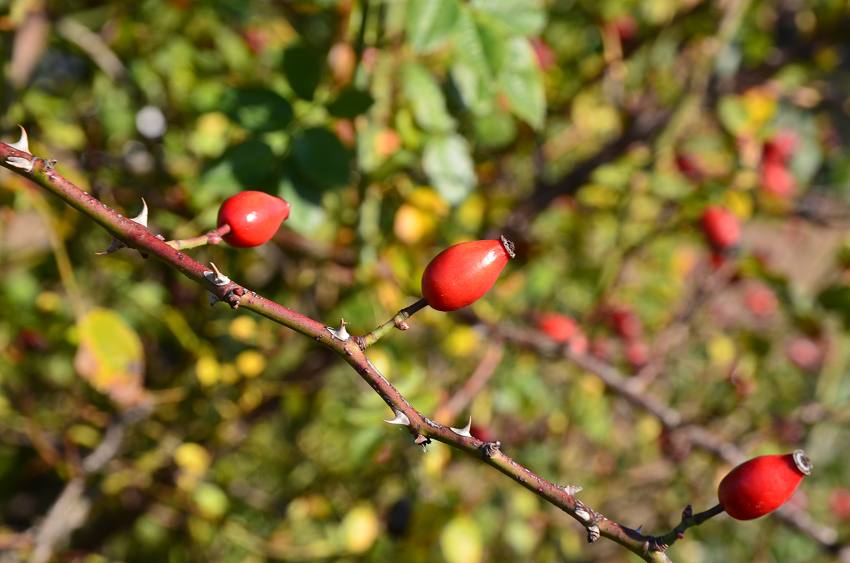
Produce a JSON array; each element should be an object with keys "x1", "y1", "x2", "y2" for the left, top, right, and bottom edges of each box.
[
  {"x1": 165, "y1": 223, "x2": 230, "y2": 250},
  {"x1": 356, "y1": 297, "x2": 428, "y2": 348},
  {"x1": 2, "y1": 140, "x2": 845, "y2": 562}
]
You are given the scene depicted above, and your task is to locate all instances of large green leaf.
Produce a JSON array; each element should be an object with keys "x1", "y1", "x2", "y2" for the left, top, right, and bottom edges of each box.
[
  {"x1": 406, "y1": 0, "x2": 461, "y2": 53},
  {"x1": 224, "y1": 88, "x2": 293, "y2": 133},
  {"x1": 74, "y1": 308, "x2": 145, "y2": 408},
  {"x1": 291, "y1": 127, "x2": 352, "y2": 190},
  {"x1": 471, "y1": 0, "x2": 546, "y2": 36},
  {"x1": 499, "y1": 37, "x2": 546, "y2": 130},
  {"x1": 452, "y1": 8, "x2": 506, "y2": 80},
  {"x1": 283, "y1": 43, "x2": 322, "y2": 100},
  {"x1": 402, "y1": 63, "x2": 456, "y2": 134},
  {"x1": 422, "y1": 134, "x2": 476, "y2": 204}
]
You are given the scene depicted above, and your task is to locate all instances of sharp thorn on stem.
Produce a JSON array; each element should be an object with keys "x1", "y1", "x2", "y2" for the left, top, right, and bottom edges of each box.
[
  {"x1": 130, "y1": 197, "x2": 149, "y2": 227},
  {"x1": 450, "y1": 416, "x2": 473, "y2": 438},
  {"x1": 384, "y1": 410, "x2": 410, "y2": 426},
  {"x1": 327, "y1": 318, "x2": 350, "y2": 341},
  {"x1": 203, "y1": 262, "x2": 230, "y2": 286},
  {"x1": 5, "y1": 125, "x2": 34, "y2": 172}
]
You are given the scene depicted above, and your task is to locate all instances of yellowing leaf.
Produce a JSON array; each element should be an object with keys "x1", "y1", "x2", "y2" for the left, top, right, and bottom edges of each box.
[
  {"x1": 235, "y1": 350, "x2": 266, "y2": 378},
  {"x1": 440, "y1": 515, "x2": 482, "y2": 563},
  {"x1": 175, "y1": 442, "x2": 211, "y2": 476},
  {"x1": 74, "y1": 308, "x2": 146, "y2": 409},
  {"x1": 342, "y1": 504, "x2": 380, "y2": 553}
]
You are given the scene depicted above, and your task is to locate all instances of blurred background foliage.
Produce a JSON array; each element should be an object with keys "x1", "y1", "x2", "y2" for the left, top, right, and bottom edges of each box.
[{"x1": 1, "y1": 0, "x2": 850, "y2": 561}]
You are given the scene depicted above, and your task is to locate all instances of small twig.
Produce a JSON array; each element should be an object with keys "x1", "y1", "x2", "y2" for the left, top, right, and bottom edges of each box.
[
  {"x1": 356, "y1": 297, "x2": 428, "y2": 348},
  {"x1": 29, "y1": 405, "x2": 150, "y2": 563},
  {"x1": 1, "y1": 140, "x2": 713, "y2": 563},
  {"x1": 632, "y1": 257, "x2": 736, "y2": 390},
  {"x1": 434, "y1": 342, "x2": 504, "y2": 425},
  {"x1": 648, "y1": 504, "x2": 725, "y2": 552},
  {"x1": 165, "y1": 223, "x2": 230, "y2": 250}
]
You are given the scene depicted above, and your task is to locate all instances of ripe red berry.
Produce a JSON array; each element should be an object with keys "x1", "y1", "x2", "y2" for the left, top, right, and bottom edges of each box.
[
  {"x1": 744, "y1": 283, "x2": 778, "y2": 317},
  {"x1": 537, "y1": 313, "x2": 589, "y2": 354},
  {"x1": 761, "y1": 160, "x2": 796, "y2": 198},
  {"x1": 625, "y1": 339, "x2": 649, "y2": 368},
  {"x1": 762, "y1": 130, "x2": 798, "y2": 164},
  {"x1": 217, "y1": 191, "x2": 291, "y2": 248},
  {"x1": 786, "y1": 336, "x2": 823, "y2": 372},
  {"x1": 717, "y1": 450, "x2": 812, "y2": 520},
  {"x1": 609, "y1": 307, "x2": 642, "y2": 340},
  {"x1": 421, "y1": 237, "x2": 515, "y2": 311},
  {"x1": 537, "y1": 313, "x2": 578, "y2": 344},
  {"x1": 701, "y1": 205, "x2": 740, "y2": 252}
]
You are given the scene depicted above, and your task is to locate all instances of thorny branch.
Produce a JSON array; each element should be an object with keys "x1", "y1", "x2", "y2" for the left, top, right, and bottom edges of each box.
[
  {"x1": 479, "y1": 318, "x2": 849, "y2": 560},
  {"x1": 2, "y1": 138, "x2": 747, "y2": 563}
]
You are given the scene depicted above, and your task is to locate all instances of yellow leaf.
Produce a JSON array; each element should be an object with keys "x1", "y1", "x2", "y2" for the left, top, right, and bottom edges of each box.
[
  {"x1": 441, "y1": 515, "x2": 482, "y2": 563},
  {"x1": 342, "y1": 504, "x2": 380, "y2": 553},
  {"x1": 74, "y1": 308, "x2": 146, "y2": 409}
]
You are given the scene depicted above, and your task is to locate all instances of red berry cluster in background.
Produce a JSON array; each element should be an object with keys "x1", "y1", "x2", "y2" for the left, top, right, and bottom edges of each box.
[
  {"x1": 760, "y1": 130, "x2": 798, "y2": 198},
  {"x1": 701, "y1": 205, "x2": 741, "y2": 254},
  {"x1": 537, "y1": 312, "x2": 588, "y2": 354}
]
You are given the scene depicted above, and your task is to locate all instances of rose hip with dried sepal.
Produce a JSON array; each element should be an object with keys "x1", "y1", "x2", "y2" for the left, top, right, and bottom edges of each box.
[
  {"x1": 421, "y1": 236, "x2": 515, "y2": 312},
  {"x1": 217, "y1": 191, "x2": 291, "y2": 248},
  {"x1": 717, "y1": 450, "x2": 812, "y2": 520}
]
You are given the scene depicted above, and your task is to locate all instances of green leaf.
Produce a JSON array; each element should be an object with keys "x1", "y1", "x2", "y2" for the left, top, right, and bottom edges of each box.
[
  {"x1": 327, "y1": 87, "x2": 374, "y2": 118},
  {"x1": 224, "y1": 88, "x2": 293, "y2": 133},
  {"x1": 452, "y1": 8, "x2": 506, "y2": 82},
  {"x1": 473, "y1": 110, "x2": 517, "y2": 149},
  {"x1": 422, "y1": 134, "x2": 476, "y2": 204},
  {"x1": 402, "y1": 63, "x2": 456, "y2": 134},
  {"x1": 283, "y1": 43, "x2": 322, "y2": 100},
  {"x1": 499, "y1": 37, "x2": 545, "y2": 130},
  {"x1": 406, "y1": 0, "x2": 461, "y2": 53},
  {"x1": 196, "y1": 139, "x2": 277, "y2": 207},
  {"x1": 74, "y1": 308, "x2": 145, "y2": 408},
  {"x1": 291, "y1": 127, "x2": 351, "y2": 190},
  {"x1": 471, "y1": 0, "x2": 546, "y2": 36}
]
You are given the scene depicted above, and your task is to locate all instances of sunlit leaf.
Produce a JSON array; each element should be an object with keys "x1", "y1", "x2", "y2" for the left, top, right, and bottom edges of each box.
[{"x1": 74, "y1": 308, "x2": 145, "y2": 409}]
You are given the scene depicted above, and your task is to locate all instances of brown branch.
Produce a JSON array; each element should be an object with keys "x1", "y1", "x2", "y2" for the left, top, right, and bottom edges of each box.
[
  {"x1": 2, "y1": 141, "x2": 720, "y2": 562},
  {"x1": 434, "y1": 341, "x2": 504, "y2": 425},
  {"x1": 29, "y1": 405, "x2": 151, "y2": 563},
  {"x1": 474, "y1": 317, "x2": 848, "y2": 559}
]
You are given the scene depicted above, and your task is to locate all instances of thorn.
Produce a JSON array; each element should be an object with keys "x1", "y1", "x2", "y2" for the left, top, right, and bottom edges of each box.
[
  {"x1": 575, "y1": 508, "x2": 592, "y2": 523},
  {"x1": 5, "y1": 125, "x2": 34, "y2": 172},
  {"x1": 414, "y1": 434, "x2": 431, "y2": 452},
  {"x1": 96, "y1": 238, "x2": 126, "y2": 255},
  {"x1": 203, "y1": 262, "x2": 230, "y2": 286},
  {"x1": 130, "y1": 197, "x2": 149, "y2": 227},
  {"x1": 450, "y1": 416, "x2": 473, "y2": 438},
  {"x1": 586, "y1": 525, "x2": 600, "y2": 543},
  {"x1": 327, "y1": 318, "x2": 350, "y2": 341},
  {"x1": 561, "y1": 484, "x2": 583, "y2": 496},
  {"x1": 384, "y1": 410, "x2": 410, "y2": 426},
  {"x1": 9, "y1": 125, "x2": 30, "y2": 153}
]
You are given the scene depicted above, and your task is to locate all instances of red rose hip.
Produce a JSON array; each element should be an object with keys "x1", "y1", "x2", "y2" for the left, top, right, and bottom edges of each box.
[
  {"x1": 217, "y1": 191, "x2": 291, "y2": 248},
  {"x1": 421, "y1": 236, "x2": 515, "y2": 311},
  {"x1": 537, "y1": 313, "x2": 578, "y2": 344},
  {"x1": 717, "y1": 450, "x2": 812, "y2": 520},
  {"x1": 701, "y1": 205, "x2": 740, "y2": 252}
]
